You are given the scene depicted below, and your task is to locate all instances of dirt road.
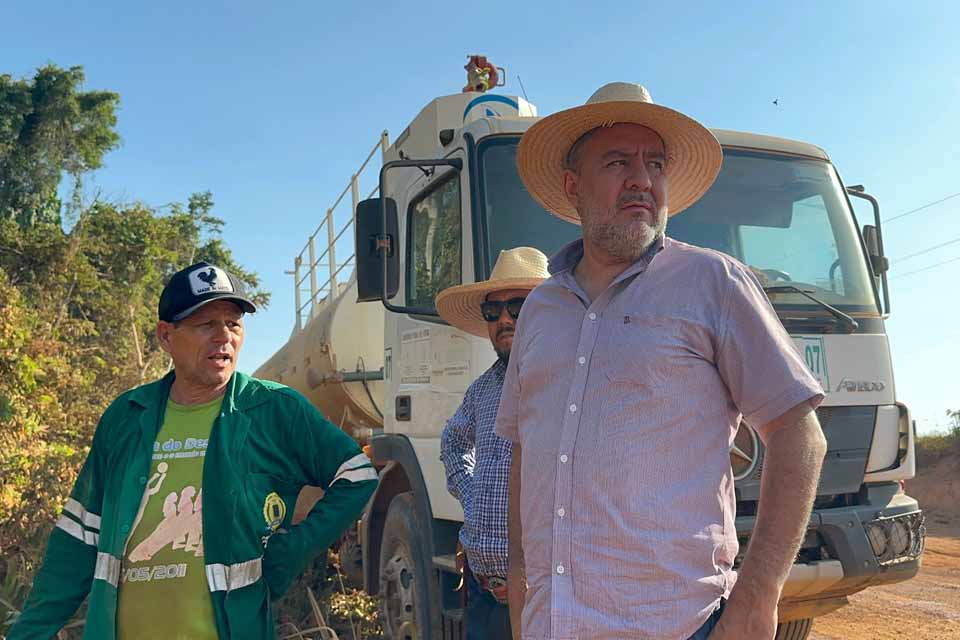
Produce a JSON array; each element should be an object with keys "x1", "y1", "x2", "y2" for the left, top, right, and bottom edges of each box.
[{"x1": 809, "y1": 522, "x2": 960, "y2": 640}]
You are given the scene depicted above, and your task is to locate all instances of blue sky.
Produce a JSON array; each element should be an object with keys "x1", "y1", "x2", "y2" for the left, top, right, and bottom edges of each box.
[{"x1": 5, "y1": 1, "x2": 958, "y2": 433}]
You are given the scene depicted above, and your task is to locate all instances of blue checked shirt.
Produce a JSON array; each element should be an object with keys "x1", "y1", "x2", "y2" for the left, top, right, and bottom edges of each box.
[{"x1": 440, "y1": 359, "x2": 512, "y2": 578}]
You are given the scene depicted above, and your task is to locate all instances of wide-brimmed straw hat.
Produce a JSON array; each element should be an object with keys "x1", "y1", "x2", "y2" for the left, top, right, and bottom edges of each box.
[
  {"x1": 436, "y1": 247, "x2": 549, "y2": 337},
  {"x1": 517, "y1": 82, "x2": 723, "y2": 225}
]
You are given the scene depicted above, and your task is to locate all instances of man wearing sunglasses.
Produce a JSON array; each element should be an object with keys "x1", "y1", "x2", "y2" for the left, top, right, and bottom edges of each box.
[{"x1": 435, "y1": 247, "x2": 551, "y2": 640}]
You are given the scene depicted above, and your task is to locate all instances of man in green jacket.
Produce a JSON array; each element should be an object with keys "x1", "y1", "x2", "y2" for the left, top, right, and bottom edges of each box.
[{"x1": 9, "y1": 261, "x2": 378, "y2": 640}]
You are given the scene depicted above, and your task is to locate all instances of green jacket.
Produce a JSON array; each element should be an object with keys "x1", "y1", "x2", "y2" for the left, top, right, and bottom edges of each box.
[{"x1": 9, "y1": 371, "x2": 378, "y2": 640}]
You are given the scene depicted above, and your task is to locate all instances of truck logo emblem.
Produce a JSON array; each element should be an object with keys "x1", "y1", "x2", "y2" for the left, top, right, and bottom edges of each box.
[
  {"x1": 835, "y1": 378, "x2": 886, "y2": 393},
  {"x1": 731, "y1": 422, "x2": 759, "y2": 481}
]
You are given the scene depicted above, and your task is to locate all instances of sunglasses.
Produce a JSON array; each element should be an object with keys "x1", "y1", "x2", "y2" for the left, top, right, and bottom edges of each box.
[{"x1": 480, "y1": 297, "x2": 526, "y2": 322}]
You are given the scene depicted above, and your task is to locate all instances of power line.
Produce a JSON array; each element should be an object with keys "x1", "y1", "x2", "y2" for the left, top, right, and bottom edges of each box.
[
  {"x1": 883, "y1": 191, "x2": 960, "y2": 223},
  {"x1": 892, "y1": 235, "x2": 960, "y2": 263},
  {"x1": 891, "y1": 254, "x2": 960, "y2": 279}
]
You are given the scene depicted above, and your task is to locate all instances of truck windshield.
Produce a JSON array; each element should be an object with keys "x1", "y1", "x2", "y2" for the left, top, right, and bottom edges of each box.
[{"x1": 479, "y1": 138, "x2": 880, "y2": 316}]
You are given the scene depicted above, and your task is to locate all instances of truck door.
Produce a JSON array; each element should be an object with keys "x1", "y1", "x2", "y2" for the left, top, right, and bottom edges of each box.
[{"x1": 385, "y1": 147, "x2": 471, "y2": 522}]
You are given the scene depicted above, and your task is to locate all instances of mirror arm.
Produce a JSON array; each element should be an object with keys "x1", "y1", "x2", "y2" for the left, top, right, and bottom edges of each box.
[{"x1": 847, "y1": 187, "x2": 890, "y2": 314}]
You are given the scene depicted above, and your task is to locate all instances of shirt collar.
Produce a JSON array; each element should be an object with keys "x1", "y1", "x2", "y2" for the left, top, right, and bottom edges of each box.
[{"x1": 548, "y1": 234, "x2": 666, "y2": 277}]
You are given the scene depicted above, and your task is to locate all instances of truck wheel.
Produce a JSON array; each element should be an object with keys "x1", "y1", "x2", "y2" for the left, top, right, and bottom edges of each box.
[
  {"x1": 775, "y1": 618, "x2": 813, "y2": 640},
  {"x1": 379, "y1": 492, "x2": 435, "y2": 640}
]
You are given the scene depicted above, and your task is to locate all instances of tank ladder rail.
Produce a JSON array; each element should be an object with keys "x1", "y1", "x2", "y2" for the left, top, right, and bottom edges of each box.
[{"x1": 290, "y1": 131, "x2": 390, "y2": 330}]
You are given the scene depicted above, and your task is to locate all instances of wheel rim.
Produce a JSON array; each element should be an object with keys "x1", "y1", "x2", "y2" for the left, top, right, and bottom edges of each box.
[{"x1": 381, "y1": 546, "x2": 419, "y2": 640}]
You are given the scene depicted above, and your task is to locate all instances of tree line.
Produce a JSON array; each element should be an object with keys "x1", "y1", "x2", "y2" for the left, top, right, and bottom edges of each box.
[{"x1": 0, "y1": 65, "x2": 267, "y2": 625}]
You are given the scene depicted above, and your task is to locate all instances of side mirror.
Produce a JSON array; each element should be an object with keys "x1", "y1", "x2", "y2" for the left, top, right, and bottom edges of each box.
[
  {"x1": 848, "y1": 186, "x2": 890, "y2": 315},
  {"x1": 374, "y1": 156, "x2": 464, "y2": 316},
  {"x1": 355, "y1": 197, "x2": 399, "y2": 302},
  {"x1": 862, "y1": 225, "x2": 890, "y2": 275}
]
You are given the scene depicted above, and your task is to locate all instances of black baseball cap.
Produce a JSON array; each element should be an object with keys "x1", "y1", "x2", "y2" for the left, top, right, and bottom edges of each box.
[{"x1": 158, "y1": 261, "x2": 257, "y2": 322}]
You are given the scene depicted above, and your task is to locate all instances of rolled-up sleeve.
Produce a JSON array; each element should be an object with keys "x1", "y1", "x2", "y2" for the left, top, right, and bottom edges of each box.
[{"x1": 715, "y1": 262, "x2": 825, "y2": 442}]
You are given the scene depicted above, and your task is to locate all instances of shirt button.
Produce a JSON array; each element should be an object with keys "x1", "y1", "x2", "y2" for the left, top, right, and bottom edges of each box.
[
  {"x1": 557, "y1": 564, "x2": 565, "y2": 574},
  {"x1": 560, "y1": 454, "x2": 568, "y2": 463},
  {"x1": 569, "y1": 403, "x2": 577, "y2": 413},
  {"x1": 578, "y1": 356, "x2": 586, "y2": 365},
  {"x1": 588, "y1": 312, "x2": 597, "y2": 321},
  {"x1": 120, "y1": 524, "x2": 130, "y2": 534},
  {"x1": 138, "y1": 476, "x2": 147, "y2": 485},
  {"x1": 557, "y1": 507, "x2": 566, "y2": 517}
]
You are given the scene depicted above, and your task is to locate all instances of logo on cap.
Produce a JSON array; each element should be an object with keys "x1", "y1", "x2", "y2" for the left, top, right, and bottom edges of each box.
[{"x1": 188, "y1": 266, "x2": 233, "y2": 296}]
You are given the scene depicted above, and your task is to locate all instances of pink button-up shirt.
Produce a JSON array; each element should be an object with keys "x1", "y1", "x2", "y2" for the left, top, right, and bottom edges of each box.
[{"x1": 496, "y1": 237, "x2": 824, "y2": 639}]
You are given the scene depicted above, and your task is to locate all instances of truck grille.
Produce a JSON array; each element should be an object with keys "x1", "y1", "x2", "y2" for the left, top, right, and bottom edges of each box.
[{"x1": 733, "y1": 406, "x2": 876, "y2": 503}]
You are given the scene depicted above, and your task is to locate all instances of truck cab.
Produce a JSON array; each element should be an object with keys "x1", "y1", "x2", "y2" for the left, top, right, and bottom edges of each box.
[{"x1": 261, "y1": 89, "x2": 925, "y2": 640}]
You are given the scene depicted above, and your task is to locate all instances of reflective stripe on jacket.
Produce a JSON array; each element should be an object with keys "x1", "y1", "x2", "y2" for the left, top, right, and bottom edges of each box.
[{"x1": 9, "y1": 371, "x2": 378, "y2": 640}]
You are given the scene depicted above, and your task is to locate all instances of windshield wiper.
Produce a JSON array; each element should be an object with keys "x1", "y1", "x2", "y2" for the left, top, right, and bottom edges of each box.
[{"x1": 763, "y1": 285, "x2": 859, "y2": 333}]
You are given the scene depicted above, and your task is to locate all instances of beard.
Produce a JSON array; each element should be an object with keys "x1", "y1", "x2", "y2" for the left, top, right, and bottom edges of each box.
[
  {"x1": 581, "y1": 193, "x2": 667, "y2": 263},
  {"x1": 492, "y1": 323, "x2": 514, "y2": 365}
]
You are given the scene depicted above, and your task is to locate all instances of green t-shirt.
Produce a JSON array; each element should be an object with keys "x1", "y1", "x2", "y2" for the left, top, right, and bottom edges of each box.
[{"x1": 116, "y1": 396, "x2": 222, "y2": 640}]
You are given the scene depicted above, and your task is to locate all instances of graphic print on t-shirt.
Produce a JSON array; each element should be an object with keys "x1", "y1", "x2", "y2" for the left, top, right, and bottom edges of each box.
[
  {"x1": 123, "y1": 435, "x2": 209, "y2": 577},
  {"x1": 116, "y1": 397, "x2": 221, "y2": 640},
  {"x1": 128, "y1": 484, "x2": 203, "y2": 563}
]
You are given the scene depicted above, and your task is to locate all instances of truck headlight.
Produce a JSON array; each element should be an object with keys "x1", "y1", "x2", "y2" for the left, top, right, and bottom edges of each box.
[
  {"x1": 866, "y1": 523, "x2": 888, "y2": 557},
  {"x1": 864, "y1": 511, "x2": 925, "y2": 565},
  {"x1": 890, "y1": 518, "x2": 912, "y2": 556}
]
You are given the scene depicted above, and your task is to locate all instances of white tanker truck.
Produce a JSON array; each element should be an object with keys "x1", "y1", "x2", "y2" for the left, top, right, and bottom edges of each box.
[{"x1": 256, "y1": 73, "x2": 924, "y2": 640}]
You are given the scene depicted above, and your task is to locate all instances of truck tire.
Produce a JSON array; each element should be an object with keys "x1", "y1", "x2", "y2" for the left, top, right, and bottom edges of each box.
[
  {"x1": 775, "y1": 618, "x2": 813, "y2": 640},
  {"x1": 379, "y1": 492, "x2": 437, "y2": 640}
]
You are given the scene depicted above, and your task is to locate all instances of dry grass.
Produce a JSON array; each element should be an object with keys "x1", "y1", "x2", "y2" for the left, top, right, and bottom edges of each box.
[{"x1": 274, "y1": 551, "x2": 383, "y2": 640}]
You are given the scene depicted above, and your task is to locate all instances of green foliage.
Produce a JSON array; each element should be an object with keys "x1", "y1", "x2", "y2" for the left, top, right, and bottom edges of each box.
[
  {"x1": 0, "y1": 194, "x2": 268, "y2": 604},
  {"x1": 0, "y1": 62, "x2": 271, "y2": 636},
  {"x1": 275, "y1": 551, "x2": 382, "y2": 639},
  {"x1": 0, "y1": 65, "x2": 120, "y2": 227},
  {"x1": 327, "y1": 588, "x2": 382, "y2": 639},
  {"x1": 947, "y1": 408, "x2": 960, "y2": 432},
  {"x1": 915, "y1": 412, "x2": 960, "y2": 468}
]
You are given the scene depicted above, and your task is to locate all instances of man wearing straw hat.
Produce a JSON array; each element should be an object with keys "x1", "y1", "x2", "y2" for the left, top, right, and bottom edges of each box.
[
  {"x1": 437, "y1": 247, "x2": 551, "y2": 640},
  {"x1": 496, "y1": 83, "x2": 827, "y2": 640}
]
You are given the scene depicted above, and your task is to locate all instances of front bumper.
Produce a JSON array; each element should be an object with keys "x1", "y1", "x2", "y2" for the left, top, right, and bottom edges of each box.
[{"x1": 737, "y1": 488, "x2": 925, "y2": 622}]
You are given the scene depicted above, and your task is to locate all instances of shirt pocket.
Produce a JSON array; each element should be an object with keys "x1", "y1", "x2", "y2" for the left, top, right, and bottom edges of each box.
[
  {"x1": 241, "y1": 473, "x2": 298, "y2": 545},
  {"x1": 597, "y1": 313, "x2": 676, "y2": 436}
]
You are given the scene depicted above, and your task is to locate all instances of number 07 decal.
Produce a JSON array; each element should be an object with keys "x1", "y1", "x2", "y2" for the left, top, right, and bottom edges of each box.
[{"x1": 794, "y1": 337, "x2": 830, "y2": 392}]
